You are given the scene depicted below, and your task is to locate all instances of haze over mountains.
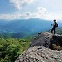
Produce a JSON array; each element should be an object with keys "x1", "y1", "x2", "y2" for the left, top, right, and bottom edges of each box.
[
  {"x1": 0, "y1": 18, "x2": 52, "y2": 33},
  {"x1": 0, "y1": 18, "x2": 62, "y2": 38}
]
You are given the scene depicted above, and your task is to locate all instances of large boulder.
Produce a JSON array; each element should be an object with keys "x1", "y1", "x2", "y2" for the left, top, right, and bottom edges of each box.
[
  {"x1": 15, "y1": 46, "x2": 62, "y2": 62},
  {"x1": 15, "y1": 32, "x2": 62, "y2": 62},
  {"x1": 30, "y1": 32, "x2": 53, "y2": 48}
]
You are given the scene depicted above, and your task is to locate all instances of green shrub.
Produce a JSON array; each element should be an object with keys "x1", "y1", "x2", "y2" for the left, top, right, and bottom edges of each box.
[{"x1": 0, "y1": 38, "x2": 30, "y2": 62}]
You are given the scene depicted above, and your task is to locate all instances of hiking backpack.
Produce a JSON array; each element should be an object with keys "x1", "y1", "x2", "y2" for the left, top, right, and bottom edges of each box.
[{"x1": 55, "y1": 23, "x2": 58, "y2": 27}]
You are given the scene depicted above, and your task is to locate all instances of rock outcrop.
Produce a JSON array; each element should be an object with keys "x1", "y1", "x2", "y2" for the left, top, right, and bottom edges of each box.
[
  {"x1": 15, "y1": 46, "x2": 62, "y2": 62},
  {"x1": 15, "y1": 32, "x2": 62, "y2": 62},
  {"x1": 30, "y1": 32, "x2": 53, "y2": 48}
]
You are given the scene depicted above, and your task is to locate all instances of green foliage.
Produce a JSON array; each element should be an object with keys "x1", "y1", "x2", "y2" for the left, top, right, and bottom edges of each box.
[
  {"x1": 0, "y1": 38, "x2": 30, "y2": 62},
  {"x1": 0, "y1": 32, "x2": 29, "y2": 38},
  {"x1": 56, "y1": 28, "x2": 62, "y2": 35}
]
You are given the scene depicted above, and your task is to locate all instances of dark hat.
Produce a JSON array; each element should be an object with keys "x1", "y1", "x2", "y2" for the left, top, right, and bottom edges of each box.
[{"x1": 53, "y1": 19, "x2": 56, "y2": 21}]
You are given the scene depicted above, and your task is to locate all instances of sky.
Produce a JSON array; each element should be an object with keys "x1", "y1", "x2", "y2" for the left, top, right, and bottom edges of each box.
[{"x1": 0, "y1": 0, "x2": 62, "y2": 21}]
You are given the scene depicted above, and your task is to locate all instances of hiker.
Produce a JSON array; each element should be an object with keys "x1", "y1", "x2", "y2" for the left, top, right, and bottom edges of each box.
[{"x1": 51, "y1": 19, "x2": 58, "y2": 34}]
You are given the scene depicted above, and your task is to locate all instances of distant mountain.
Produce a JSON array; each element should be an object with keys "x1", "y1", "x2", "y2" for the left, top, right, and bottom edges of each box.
[
  {"x1": 0, "y1": 19, "x2": 9, "y2": 26},
  {"x1": 0, "y1": 18, "x2": 52, "y2": 34},
  {"x1": 0, "y1": 18, "x2": 62, "y2": 38}
]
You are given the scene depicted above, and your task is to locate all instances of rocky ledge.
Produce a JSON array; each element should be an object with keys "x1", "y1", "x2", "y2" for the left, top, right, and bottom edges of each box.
[{"x1": 15, "y1": 32, "x2": 62, "y2": 62}]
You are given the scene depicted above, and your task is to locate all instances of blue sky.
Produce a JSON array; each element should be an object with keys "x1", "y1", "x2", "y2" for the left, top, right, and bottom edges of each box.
[
  {"x1": 0, "y1": 0, "x2": 16, "y2": 14},
  {"x1": 0, "y1": 0, "x2": 62, "y2": 20}
]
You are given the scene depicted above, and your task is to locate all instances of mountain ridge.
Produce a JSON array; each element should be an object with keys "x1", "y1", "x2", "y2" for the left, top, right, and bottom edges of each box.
[{"x1": 0, "y1": 18, "x2": 52, "y2": 33}]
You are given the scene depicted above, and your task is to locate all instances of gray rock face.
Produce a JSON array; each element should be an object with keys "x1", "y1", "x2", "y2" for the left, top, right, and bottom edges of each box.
[
  {"x1": 15, "y1": 46, "x2": 62, "y2": 62},
  {"x1": 15, "y1": 32, "x2": 62, "y2": 62},
  {"x1": 30, "y1": 32, "x2": 53, "y2": 48}
]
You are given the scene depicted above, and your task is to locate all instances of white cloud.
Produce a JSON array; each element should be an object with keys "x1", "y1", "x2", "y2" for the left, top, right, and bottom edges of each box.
[
  {"x1": 0, "y1": 7, "x2": 62, "y2": 21},
  {"x1": 10, "y1": 0, "x2": 35, "y2": 10},
  {"x1": 0, "y1": 13, "x2": 21, "y2": 20},
  {"x1": 37, "y1": 0, "x2": 62, "y2": 12},
  {"x1": 45, "y1": 13, "x2": 62, "y2": 20},
  {"x1": 32, "y1": 7, "x2": 47, "y2": 19},
  {"x1": 22, "y1": 7, "x2": 49, "y2": 19},
  {"x1": 0, "y1": 12, "x2": 31, "y2": 20},
  {"x1": 29, "y1": 7, "x2": 62, "y2": 20}
]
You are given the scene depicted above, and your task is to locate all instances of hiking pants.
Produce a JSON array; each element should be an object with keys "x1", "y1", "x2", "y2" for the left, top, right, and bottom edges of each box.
[{"x1": 51, "y1": 27, "x2": 56, "y2": 34}]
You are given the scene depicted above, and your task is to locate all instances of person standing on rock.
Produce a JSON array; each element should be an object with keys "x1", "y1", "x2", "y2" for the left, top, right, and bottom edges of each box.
[{"x1": 51, "y1": 19, "x2": 58, "y2": 34}]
